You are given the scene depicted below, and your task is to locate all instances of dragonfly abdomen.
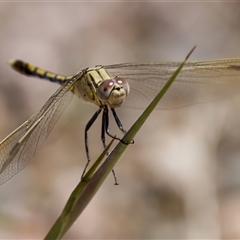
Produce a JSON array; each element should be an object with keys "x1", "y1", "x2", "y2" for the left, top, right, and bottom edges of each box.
[{"x1": 9, "y1": 59, "x2": 73, "y2": 83}]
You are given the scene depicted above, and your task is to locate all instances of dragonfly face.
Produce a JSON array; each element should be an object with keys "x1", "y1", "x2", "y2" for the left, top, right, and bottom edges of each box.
[{"x1": 97, "y1": 77, "x2": 130, "y2": 108}]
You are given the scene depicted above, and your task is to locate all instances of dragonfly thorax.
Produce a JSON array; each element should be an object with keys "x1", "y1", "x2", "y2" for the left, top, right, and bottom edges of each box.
[
  {"x1": 97, "y1": 77, "x2": 130, "y2": 108},
  {"x1": 72, "y1": 67, "x2": 130, "y2": 108}
]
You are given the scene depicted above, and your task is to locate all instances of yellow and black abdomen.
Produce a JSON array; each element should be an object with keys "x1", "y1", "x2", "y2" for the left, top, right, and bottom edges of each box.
[{"x1": 9, "y1": 59, "x2": 73, "y2": 84}]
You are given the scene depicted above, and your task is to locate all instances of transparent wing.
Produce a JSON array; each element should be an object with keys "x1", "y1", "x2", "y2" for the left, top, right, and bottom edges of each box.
[
  {"x1": 104, "y1": 59, "x2": 240, "y2": 109},
  {"x1": 0, "y1": 75, "x2": 79, "y2": 185}
]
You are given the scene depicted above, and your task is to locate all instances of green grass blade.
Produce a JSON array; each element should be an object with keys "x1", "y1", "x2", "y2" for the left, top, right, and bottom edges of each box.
[
  {"x1": 44, "y1": 46, "x2": 196, "y2": 239},
  {"x1": 44, "y1": 138, "x2": 115, "y2": 240}
]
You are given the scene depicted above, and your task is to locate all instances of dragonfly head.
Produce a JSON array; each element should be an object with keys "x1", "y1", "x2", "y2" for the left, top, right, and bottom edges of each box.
[{"x1": 97, "y1": 76, "x2": 130, "y2": 108}]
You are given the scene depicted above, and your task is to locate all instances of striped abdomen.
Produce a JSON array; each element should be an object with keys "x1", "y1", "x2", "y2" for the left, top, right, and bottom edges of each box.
[{"x1": 9, "y1": 59, "x2": 73, "y2": 84}]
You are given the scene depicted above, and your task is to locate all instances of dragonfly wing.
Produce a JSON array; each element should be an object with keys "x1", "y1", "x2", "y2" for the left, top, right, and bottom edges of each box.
[
  {"x1": 104, "y1": 59, "x2": 240, "y2": 109},
  {"x1": 0, "y1": 76, "x2": 79, "y2": 185}
]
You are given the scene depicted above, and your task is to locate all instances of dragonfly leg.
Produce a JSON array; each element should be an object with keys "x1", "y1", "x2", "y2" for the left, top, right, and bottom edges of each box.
[
  {"x1": 111, "y1": 108, "x2": 134, "y2": 144},
  {"x1": 82, "y1": 108, "x2": 102, "y2": 179},
  {"x1": 102, "y1": 107, "x2": 122, "y2": 141},
  {"x1": 102, "y1": 107, "x2": 119, "y2": 185}
]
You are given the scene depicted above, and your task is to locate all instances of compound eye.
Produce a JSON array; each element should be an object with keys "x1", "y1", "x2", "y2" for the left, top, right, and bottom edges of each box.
[
  {"x1": 97, "y1": 79, "x2": 115, "y2": 100},
  {"x1": 115, "y1": 76, "x2": 130, "y2": 95}
]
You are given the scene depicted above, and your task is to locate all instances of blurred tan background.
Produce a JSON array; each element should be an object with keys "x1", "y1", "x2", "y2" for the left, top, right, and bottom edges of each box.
[{"x1": 1, "y1": 2, "x2": 240, "y2": 239}]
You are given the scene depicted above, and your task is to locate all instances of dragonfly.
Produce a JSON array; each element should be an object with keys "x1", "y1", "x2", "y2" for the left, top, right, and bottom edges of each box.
[{"x1": 1, "y1": 58, "x2": 240, "y2": 185}]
